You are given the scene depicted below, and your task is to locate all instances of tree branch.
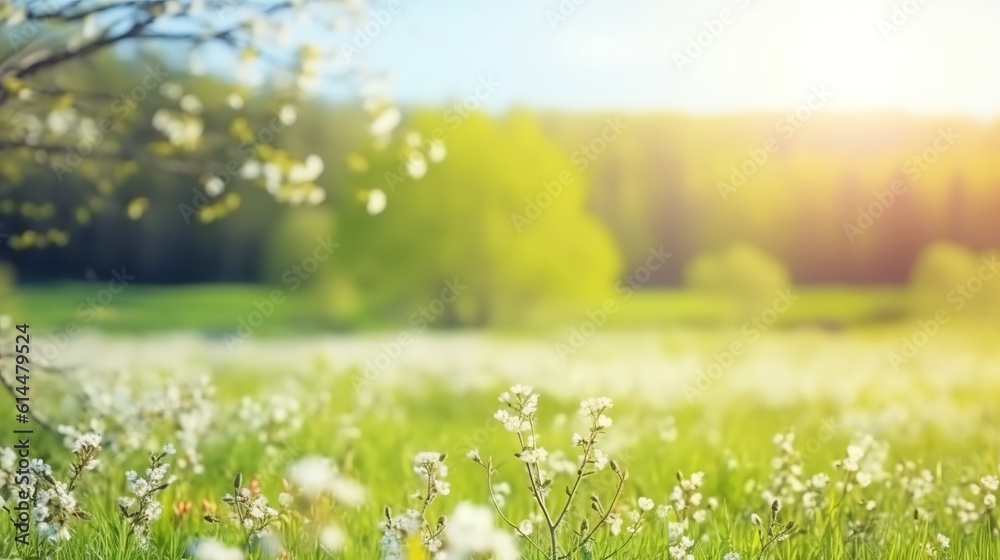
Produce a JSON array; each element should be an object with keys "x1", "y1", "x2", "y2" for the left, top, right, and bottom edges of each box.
[{"x1": 0, "y1": 139, "x2": 204, "y2": 175}]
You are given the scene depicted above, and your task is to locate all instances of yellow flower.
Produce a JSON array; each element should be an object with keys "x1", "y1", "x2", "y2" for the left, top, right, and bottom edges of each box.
[{"x1": 406, "y1": 535, "x2": 428, "y2": 560}]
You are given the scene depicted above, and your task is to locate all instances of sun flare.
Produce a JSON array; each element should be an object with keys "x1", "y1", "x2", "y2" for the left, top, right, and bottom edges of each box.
[{"x1": 790, "y1": 1, "x2": 906, "y2": 108}]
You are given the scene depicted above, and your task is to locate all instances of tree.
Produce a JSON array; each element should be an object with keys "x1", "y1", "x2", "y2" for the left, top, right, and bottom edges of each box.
[
  {"x1": 684, "y1": 243, "x2": 791, "y2": 314},
  {"x1": 0, "y1": 0, "x2": 407, "y2": 245},
  {"x1": 0, "y1": 258, "x2": 13, "y2": 297},
  {"x1": 327, "y1": 110, "x2": 622, "y2": 326},
  {"x1": 908, "y1": 242, "x2": 999, "y2": 320}
]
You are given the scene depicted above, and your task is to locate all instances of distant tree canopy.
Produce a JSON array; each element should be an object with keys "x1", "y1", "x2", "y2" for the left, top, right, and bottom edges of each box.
[
  {"x1": 315, "y1": 110, "x2": 622, "y2": 326},
  {"x1": 909, "y1": 243, "x2": 980, "y2": 299},
  {"x1": 909, "y1": 242, "x2": 1000, "y2": 320},
  {"x1": 0, "y1": 258, "x2": 13, "y2": 296},
  {"x1": 6, "y1": 42, "x2": 1000, "y2": 303},
  {"x1": 684, "y1": 244, "x2": 791, "y2": 304},
  {"x1": 0, "y1": 0, "x2": 421, "y2": 248}
]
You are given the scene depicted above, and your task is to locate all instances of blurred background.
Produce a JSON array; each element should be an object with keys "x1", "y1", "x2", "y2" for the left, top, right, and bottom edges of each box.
[{"x1": 3, "y1": 0, "x2": 1000, "y2": 337}]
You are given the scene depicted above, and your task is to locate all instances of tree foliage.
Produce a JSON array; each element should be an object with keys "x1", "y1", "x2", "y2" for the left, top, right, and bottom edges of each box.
[
  {"x1": 684, "y1": 243, "x2": 791, "y2": 304},
  {"x1": 908, "y1": 242, "x2": 1000, "y2": 320},
  {"x1": 326, "y1": 110, "x2": 622, "y2": 326},
  {"x1": 0, "y1": 0, "x2": 411, "y2": 246}
]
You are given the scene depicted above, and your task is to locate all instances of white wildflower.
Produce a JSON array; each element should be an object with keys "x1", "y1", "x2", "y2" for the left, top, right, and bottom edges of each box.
[
  {"x1": 192, "y1": 538, "x2": 244, "y2": 560},
  {"x1": 936, "y1": 534, "x2": 950, "y2": 549},
  {"x1": 443, "y1": 503, "x2": 517, "y2": 560},
  {"x1": 319, "y1": 524, "x2": 346, "y2": 552},
  {"x1": 367, "y1": 188, "x2": 387, "y2": 215}
]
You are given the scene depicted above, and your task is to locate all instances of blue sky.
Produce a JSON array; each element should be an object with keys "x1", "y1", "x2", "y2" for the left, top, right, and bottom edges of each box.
[{"x1": 343, "y1": 0, "x2": 1000, "y2": 117}]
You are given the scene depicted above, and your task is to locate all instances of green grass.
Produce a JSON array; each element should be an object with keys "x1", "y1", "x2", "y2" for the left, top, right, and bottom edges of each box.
[
  {"x1": 11, "y1": 284, "x2": 909, "y2": 334},
  {"x1": 1, "y1": 359, "x2": 998, "y2": 559},
  {"x1": 2, "y1": 286, "x2": 996, "y2": 558},
  {"x1": 10, "y1": 283, "x2": 318, "y2": 335}
]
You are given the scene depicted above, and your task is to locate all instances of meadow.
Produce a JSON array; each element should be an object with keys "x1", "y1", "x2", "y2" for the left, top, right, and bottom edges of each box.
[
  {"x1": 2, "y1": 293, "x2": 999, "y2": 560},
  {"x1": 11, "y1": 284, "x2": 907, "y2": 334},
  {"x1": 3, "y1": 1, "x2": 999, "y2": 558}
]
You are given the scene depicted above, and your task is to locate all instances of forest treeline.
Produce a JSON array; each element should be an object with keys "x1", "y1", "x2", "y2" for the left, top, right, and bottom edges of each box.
[{"x1": 3, "y1": 54, "x2": 1000, "y2": 295}]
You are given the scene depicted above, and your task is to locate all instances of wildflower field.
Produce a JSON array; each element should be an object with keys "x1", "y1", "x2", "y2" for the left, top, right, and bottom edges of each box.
[
  {"x1": 4, "y1": 0, "x2": 1000, "y2": 559},
  {"x1": 2, "y1": 324, "x2": 999, "y2": 560}
]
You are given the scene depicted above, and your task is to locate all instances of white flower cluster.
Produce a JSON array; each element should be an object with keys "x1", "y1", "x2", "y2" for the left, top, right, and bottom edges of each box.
[
  {"x1": 237, "y1": 394, "x2": 303, "y2": 454},
  {"x1": 239, "y1": 155, "x2": 327, "y2": 205},
  {"x1": 381, "y1": 451, "x2": 452, "y2": 557},
  {"x1": 476, "y1": 386, "x2": 636, "y2": 558},
  {"x1": 945, "y1": 468, "x2": 999, "y2": 533},
  {"x1": 222, "y1": 485, "x2": 280, "y2": 538},
  {"x1": 5, "y1": 441, "x2": 101, "y2": 545},
  {"x1": 897, "y1": 460, "x2": 935, "y2": 514},
  {"x1": 669, "y1": 471, "x2": 714, "y2": 524},
  {"x1": 189, "y1": 538, "x2": 245, "y2": 560},
  {"x1": 833, "y1": 434, "x2": 890, "y2": 492},
  {"x1": 668, "y1": 534, "x2": 696, "y2": 560},
  {"x1": 318, "y1": 524, "x2": 346, "y2": 554},
  {"x1": 56, "y1": 372, "x2": 213, "y2": 477},
  {"x1": 413, "y1": 451, "x2": 451, "y2": 499},
  {"x1": 442, "y1": 503, "x2": 518, "y2": 560},
  {"x1": 117, "y1": 444, "x2": 176, "y2": 548},
  {"x1": 64, "y1": 432, "x2": 104, "y2": 508},
  {"x1": 518, "y1": 442, "x2": 549, "y2": 466},
  {"x1": 152, "y1": 109, "x2": 204, "y2": 150},
  {"x1": 379, "y1": 508, "x2": 423, "y2": 559},
  {"x1": 286, "y1": 456, "x2": 365, "y2": 506},
  {"x1": 571, "y1": 396, "x2": 615, "y2": 476},
  {"x1": 981, "y1": 474, "x2": 999, "y2": 509},
  {"x1": 579, "y1": 396, "x2": 614, "y2": 428},
  {"x1": 613, "y1": 496, "x2": 656, "y2": 539},
  {"x1": 493, "y1": 384, "x2": 538, "y2": 433},
  {"x1": 57, "y1": 370, "x2": 147, "y2": 457},
  {"x1": 397, "y1": 131, "x2": 446, "y2": 182},
  {"x1": 924, "y1": 533, "x2": 951, "y2": 557},
  {"x1": 162, "y1": 377, "x2": 215, "y2": 474},
  {"x1": 71, "y1": 432, "x2": 102, "y2": 457},
  {"x1": 33, "y1": 478, "x2": 78, "y2": 542},
  {"x1": 607, "y1": 510, "x2": 624, "y2": 535},
  {"x1": 763, "y1": 432, "x2": 828, "y2": 519}
]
